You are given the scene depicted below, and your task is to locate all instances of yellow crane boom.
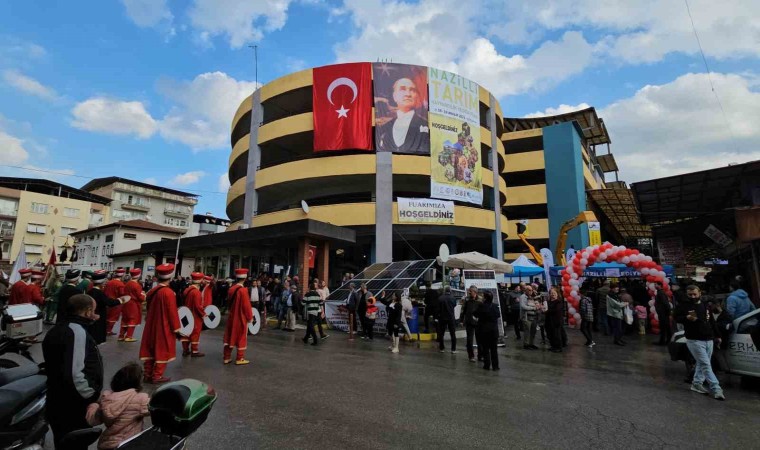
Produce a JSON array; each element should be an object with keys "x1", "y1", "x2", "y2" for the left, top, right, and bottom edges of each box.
[
  {"x1": 555, "y1": 211, "x2": 598, "y2": 266},
  {"x1": 516, "y1": 222, "x2": 543, "y2": 266}
]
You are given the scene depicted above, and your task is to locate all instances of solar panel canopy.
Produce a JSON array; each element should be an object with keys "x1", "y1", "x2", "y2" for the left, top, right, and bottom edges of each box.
[{"x1": 326, "y1": 260, "x2": 436, "y2": 302}]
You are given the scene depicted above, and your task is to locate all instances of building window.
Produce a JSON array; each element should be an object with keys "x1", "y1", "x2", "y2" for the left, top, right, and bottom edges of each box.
[
  {"x1": 0, "y1": 219, "x2": 13, "y2": 236},
  {"x1": 124, "y1": 233, "x2": 137, "y2": 240},
  {"x1": 164, "y1": 217, "x2": 188, "y2": 227},
  {"x1": 25, "y1": 244, "x2": 43, "y2": 254},
  {"x1": 30, "y1": 202, "x2": 48, "y2": 214},
  {"x1": 27, "y1": 223, "x2": 46, "y2": 234},
  {"x1": 61, "y1": 227, "x2": 77, "y2": 236},
  {"x1": 105, "y1": 234, "x2": 113, "y2": 242},
  {"x1": 91, "y1": 246, "x2": 98, "y2": 257},
  {"x1": 63, "y1": 207, "x2": 80, "y2": 218},
  {"x1": 0, "y1": 198, "x2": 18, "y2": 216},
  {"x1": 116, "y1": 192, "x2": 150, "y2": 207},
  {"x1": 112, "y1": 209, "x2": 147, "y2": 221},
  {"x1": 1, "y1": 240, "x2": 10, "y2": 256}
]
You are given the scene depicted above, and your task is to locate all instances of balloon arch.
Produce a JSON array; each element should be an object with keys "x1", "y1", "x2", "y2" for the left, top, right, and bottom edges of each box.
[{"x1": 559, "y1": 242, "x2": 671, "y2": 334}]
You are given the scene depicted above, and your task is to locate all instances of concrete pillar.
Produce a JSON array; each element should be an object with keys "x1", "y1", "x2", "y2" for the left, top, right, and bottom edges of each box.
[
  {"x1": 296, "y1": 237, "x2": 311, "y2": 296},
  {"x1": 488, "y1": 94, "x2": 503, "y2": 260},
  {"x1": 318, "y1": 241, "x2": 330, "y2": 286},
  {"x1": 375, "y1": 152, "x2": 393, "y2": 263},
  {"x1": 244, "y1": 90, "x2": 263, "y2": 226}
]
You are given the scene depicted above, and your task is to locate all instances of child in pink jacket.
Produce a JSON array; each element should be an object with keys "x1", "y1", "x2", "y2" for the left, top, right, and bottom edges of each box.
[
  {"x1": 87, "y1": 362, "x2": 150, "y2": 449},
  {"x1": 634, "y1": 303, "x2": 648, "y2": 335}
]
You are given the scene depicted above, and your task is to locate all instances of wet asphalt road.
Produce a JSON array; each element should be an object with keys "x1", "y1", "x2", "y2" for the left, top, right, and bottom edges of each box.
[{"x1": 33, "y1": 322, "x2": 760, "y2": 449}]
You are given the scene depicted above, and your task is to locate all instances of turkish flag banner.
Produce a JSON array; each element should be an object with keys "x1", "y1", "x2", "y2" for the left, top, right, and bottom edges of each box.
[
  {"x1": 308, "y1": 245, "x2": 317, "y2": 269},
  {"x1": 313, "y1": 63, "x2": 374, "y2": 152}
]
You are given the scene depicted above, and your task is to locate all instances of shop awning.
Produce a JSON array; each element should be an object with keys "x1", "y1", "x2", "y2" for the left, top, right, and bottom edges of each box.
[
  {"x1": 587, "y1": 188, "x2": 652, "y2": 238},
  {"x1": 631, "y1": 160, "x2": 760, "y2": 226},
  {"x1": 140, "y1": 219, "x2": 356, "y2": 255}
]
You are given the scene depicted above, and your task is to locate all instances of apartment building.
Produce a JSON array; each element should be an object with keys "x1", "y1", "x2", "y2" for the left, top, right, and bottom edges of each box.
[
  {"x1": 80, "y1": 177, "x2": 199, "y2": 230},
  {"x1": 0, "y1": 177, "x2": 110, "y2": 268}
]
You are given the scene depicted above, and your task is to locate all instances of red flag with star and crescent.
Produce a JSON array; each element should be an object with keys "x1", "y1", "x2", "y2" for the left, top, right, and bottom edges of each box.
[{"x1": 313, "y1": 63, "x2": 374, "y2": 152}]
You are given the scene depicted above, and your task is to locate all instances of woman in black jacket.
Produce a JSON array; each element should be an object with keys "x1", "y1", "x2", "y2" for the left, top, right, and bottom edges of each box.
[
  {"x1": 387, "y1": 293, "x2": 403, "y2": 354},
  {"x1": 545, "y1": 287, "x2": 565, "y2": 353},
  {"x1": 474, "y1": 291, "x2": 501, "y2": 370}
]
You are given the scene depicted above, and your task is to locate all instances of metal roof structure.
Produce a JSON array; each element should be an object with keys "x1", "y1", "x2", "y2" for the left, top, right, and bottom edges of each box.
[
  {"x1": 596, "y1": 154, "x2": 619, "y2": 173},
  {"x1": 503, "y1": 107, "x2": 611, "y2": 146},
  {"x1": 587, "y1": 188, "x2": 652, "y2": 238},
  {"x1": 326, "y1": 260, "x2": 436, "y2": 302},
  {"x1": 81, "y1": 176, "x2": 199, "y2": 198},
  {"x1": 631, "y1": 160, "x2": 760, "y2": 225},
  {"x1": 0, "y1": 177, "x2": 111, "y2": 205}
]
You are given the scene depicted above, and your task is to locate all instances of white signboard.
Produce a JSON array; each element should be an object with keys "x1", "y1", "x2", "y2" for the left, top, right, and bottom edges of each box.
[
  {"x1": 397, "y1": 197, "x2": 455, "y2": 224},
  {"x1": 657, "y1": 236, "x2": 685, "y2": 265},
  {"x1": 704, "y1": 224, "x2": 733, "y2": 248}
]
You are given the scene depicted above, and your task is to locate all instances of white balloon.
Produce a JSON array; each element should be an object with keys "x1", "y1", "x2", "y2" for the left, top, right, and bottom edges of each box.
[
  {"x1": 580, "y1": 258, "x2": 588, "y2": 266},
  {"x1": 568, "y1": 307, "x2": 577, "y2": 315},
  {"x1": 621, "y1": 256, "x2": 630, "y2": 264},
  {"x1": 571, "y1": 291, "x2": 580, "y2": 299},
  {"x1": 663, "y1": 278, "x2": 670, "y2": 285},
  {"x1": 649, "y1": 306, "x2": 656, "y2": 314},
  {"x1": 599, "y1": 253, "x2": 607, "y2": 261},
  {"x1": 648, "y1": 299, "x2": 655, "y2": 307},
  {"x1": 573, "y1": 313, "x2": 581, "y2": 322},
  {"x1": 641, "y1": 268, "x2": 650, "y2": 275},
  {"x1": 619, "y1": 245, "x2": 627, "y2": 251},
  {"x1": 645, "y1": 256, "x2": 653, "y2": 262},
  {"x1": 659, "y1": 271, "x2": 666, "y2": 279},
  {"x1": 571, "y1": 273, "x2": 579, "y2": 280},
  {"x1": 566, "y1": 267, "x2": 574, "y2": 275},
  {"x1": 593, "y1": 245, "x2": 600, "y2": 251},
  {"x1": 569, "y1": 279, "x2": 579, "y2": 286}
]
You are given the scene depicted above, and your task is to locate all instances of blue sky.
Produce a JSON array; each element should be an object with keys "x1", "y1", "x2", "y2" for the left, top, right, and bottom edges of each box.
[{"x1": 1, "y1": 0, "x2": 758, "y2": 218}]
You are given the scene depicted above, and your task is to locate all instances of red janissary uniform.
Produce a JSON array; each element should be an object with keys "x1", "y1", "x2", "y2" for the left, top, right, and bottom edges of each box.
[
  {"x1": 8, "y1": 281, "x2": 30, "y2": 305},
  {"x1": 223, "y1": 283, "x2": 253, "y2": 363},
  {"x1": 181, "y1": 285, "x2": 205, "y2": 355},
  {"x1": 201, "y1": 284, "x2": 213, "y2": 309},
  {"x1": 119, "y1": 280, "x2": 145, "y2": 340},
  {"x1": 139, "y1": 284, "x2": 181, "y2": 382},
  {"x1": 104, "y1": 278, "x2": 125, "y2": 334},
  {"x1": 27, "y1": 283, "x2": 44, "y2": 306}
]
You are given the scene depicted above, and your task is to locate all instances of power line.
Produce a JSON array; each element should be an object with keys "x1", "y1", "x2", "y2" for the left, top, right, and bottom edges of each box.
[
  {"x1": 0, "y1": 164, "x2": 228, "y2": 195},
  {"x1": 683, "y1": 0, "x2": 738, "y2": 151}
]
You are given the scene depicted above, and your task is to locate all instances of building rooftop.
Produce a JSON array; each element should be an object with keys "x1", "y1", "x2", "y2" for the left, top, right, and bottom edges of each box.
[
  {"x1": 504, "y1": 106, "x2": 611, "y2": 146},
  {"x1": 0, "y1": 177, "x2": 112, "y2": 204},
  {"x1": 80, "y1": 176, "x2": 199, "y2": 198},
  {"x1": 192, "y1": 213, "x2": 230, "y2": 226},
  {"x1": 70, "y1": 219, "x2": 186, "y2": 237}
]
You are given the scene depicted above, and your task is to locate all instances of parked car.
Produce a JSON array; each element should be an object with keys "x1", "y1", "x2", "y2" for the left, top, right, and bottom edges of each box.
[{"x1": 669, "y1": 308, "x2": 760, "y2": 380}]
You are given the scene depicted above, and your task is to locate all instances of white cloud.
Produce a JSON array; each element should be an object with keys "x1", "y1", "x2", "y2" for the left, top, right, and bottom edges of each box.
[
  {"x1": 157, "y1": 71, "x2": 258, "y2": 149},
  {"x1": 0, "y1": 120, "x2": 75, "y2": 182},
  {"x1": 142, "y1": 177, "x2": 158, "y2": 185},
  {"x1": 600, "y1": 72, "x2": 760, "y2": 182},
  {"x1": 2, "y1": 70, "x2": 58, "y2": 100},
  {"x1": 70, "y1": 72, "x2": 256, "y2": 150},
  {"x1": 218, "y1": 173, "x2": 231, "y2": 192},
  {"x1": 169, "y1": 171, "x2": 205, "y2": 186},
  {"x1": 121, "y1": 0, "x2": 173, "y2": 27},
  {"x1": 524, "y1": 103, "x2": 591, "y2": 118},
  {"x1": 335, "y1": 0, "x2": 596, "y2": 97},
  {"x1": 70, "y1": 97, "x2": 158, "y2": 139},
  {"x1": 0, "y1": 37, "x2": 46, "y2": 64},
  {"x1": 492, "y1": 0, "x2": 760, "y2": 63},
  {"x1": 188, "y1": 0, "x2": 292, "y2": 48},
  {"x1": 0, "y1": 129, "x2": 29, "y2": 162}
]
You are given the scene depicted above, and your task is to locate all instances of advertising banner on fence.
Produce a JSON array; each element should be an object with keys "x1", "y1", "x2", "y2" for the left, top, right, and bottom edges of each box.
[
  {"x1": 427, "y1": 68, "x2": 482, "y2": 205},
  {"x1": 397, "y1": 197, "x2": 454, "y2": 224},
  {"x1": 373, "y1": 63, "x2": 429, "y2": 154},
  {"x1": 325, "y1": 301, "x2": 387, "y2": 334}
]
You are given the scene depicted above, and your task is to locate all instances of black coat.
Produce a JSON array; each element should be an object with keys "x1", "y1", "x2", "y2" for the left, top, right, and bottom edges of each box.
[
  {"x1": 387, "y1": 303, "x2": 403, "y2": 329},
  {"x1": 436, "y1": 293, "x2": 456, "y2": 321},
  {"x1": 474, "y1": 302, "x2": 500, "y2": 333},
  {"x1": 43, "y1": 316, "x2": 103, "y2": 413},
  {"x1": 674, "y1": 300, "x2": 719, "y2": 341},
  {"x1": 376, "y1": 113, "x2": 430, "y2": 154},
  {"x1": 88, "y1": 286, "x2": 121, "y2": 344},
  {"x1": 55, "y1": 283, "x2": 84, "y2": 323},
  {"x1": 545, "y1": 300, "x2": 564, "y2": 328}
]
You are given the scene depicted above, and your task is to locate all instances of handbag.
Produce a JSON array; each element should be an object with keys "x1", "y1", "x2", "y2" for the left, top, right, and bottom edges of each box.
[{"x1": 624, "y1": 305, "x2": 634, "y2": 325}]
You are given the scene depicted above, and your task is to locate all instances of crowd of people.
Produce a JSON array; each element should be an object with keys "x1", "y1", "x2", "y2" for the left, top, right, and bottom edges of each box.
[{"x1": 2, "y1": 263, "x2": 757, "y2": 448}]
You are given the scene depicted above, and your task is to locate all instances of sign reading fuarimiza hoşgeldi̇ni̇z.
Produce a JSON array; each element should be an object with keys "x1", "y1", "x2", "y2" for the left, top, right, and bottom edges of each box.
[{"x1": 397, "y1": 197, "x2": 455, "y2": 224}]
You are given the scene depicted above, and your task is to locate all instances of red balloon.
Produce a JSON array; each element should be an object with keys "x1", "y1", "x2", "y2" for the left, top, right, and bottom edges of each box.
[{"x1": 568, "y1": 318, "x2": 576, "y2": 326}]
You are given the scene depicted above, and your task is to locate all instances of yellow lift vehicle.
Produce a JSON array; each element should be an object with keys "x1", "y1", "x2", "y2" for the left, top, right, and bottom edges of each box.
[{"x1": 515, "y1": 211, "x2": 598, "y2": 267}]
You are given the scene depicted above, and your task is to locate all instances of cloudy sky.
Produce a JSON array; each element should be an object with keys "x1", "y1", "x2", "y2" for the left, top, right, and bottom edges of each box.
[{"x1": 1, "y1": 0, "x2": 758, "y2": 217}]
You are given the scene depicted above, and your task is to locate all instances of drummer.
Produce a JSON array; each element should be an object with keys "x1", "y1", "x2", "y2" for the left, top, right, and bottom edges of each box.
[{"x1": 181, "y1": 272, "x2": 207, "y2": 358}]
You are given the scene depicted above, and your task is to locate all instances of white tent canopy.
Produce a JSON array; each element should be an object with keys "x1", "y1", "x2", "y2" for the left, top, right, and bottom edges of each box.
[
  {"x1": 436, "y1": 251, "x2": 513, "y2": 274},
  {"x1": 509, "y1": 254, "x2": 542, "y2": 269}
]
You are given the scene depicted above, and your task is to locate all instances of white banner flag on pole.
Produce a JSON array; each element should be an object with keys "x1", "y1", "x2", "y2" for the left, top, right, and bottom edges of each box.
[{"x1": 9, "y1": 244, "x2": 28, "y2": 284}]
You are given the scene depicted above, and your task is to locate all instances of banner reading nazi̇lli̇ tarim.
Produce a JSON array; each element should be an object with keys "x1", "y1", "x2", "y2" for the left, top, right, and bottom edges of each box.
[
  {"x1": 428, "y1": 68, "x2": 482, "y2": 205},
  {"x1": 397, "y1": 197, "x2": 454, "y2": 224}
]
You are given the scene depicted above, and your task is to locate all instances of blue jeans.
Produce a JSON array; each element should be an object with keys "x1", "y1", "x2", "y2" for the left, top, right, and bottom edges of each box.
[{"x1": 686, "y1": 339, "x2": 722, "y2": 393}]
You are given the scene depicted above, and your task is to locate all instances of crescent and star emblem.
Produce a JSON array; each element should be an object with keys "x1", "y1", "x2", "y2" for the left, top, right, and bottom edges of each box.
[{"x1": 326, "y1": 77, "x2": 358, "y2": 119}]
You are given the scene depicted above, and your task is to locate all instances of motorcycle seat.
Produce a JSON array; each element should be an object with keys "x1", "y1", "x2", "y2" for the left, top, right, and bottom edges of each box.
[
  {"x1": 0, "y1": 374, "x2": 46, "y2": 424},
  {"x1": 0, "y1": 364, "x2": 39, "y2": 387}
]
